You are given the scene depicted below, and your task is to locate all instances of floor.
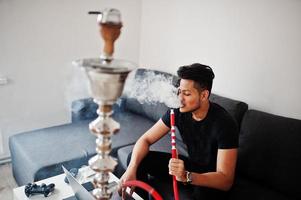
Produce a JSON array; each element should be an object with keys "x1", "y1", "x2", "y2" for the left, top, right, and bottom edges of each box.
[{"x1": 0, "y1": 163, "x2": 17, "y2": 200}]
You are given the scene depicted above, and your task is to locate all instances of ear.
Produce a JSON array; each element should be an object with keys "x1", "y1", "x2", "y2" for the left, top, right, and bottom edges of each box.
[{"x1": 200, "y1": 90, "x2": 210, "y2": 101}]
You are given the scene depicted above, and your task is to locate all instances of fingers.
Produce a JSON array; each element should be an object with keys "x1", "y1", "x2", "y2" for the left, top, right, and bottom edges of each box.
[
  {"x1": 118, "y1": 170, "x2": 137, "y2": 198},
  {"x1": 118, "y1": 179, "x2": 128, "y2": 199},
  {"x1": 117, "y1": 181, "x2": 122, "y2": 196},
  {"x1": 121, "y1": 186, "x2": 135, "y2": 199},
  {"x1": 122, "y1": 187, "x2": 125, "y2": 200},
  {"x1": 121, "y1": 186, "x2": 127, "y2": 200},
  {"x1": 129, "y1": 186, "x2": 135, "y2": 196},
  {"x1": 168, "y1": 158, "x2": 186, "y2": 181},
  {"x1": 118, "y1": 178, "x2": 136, "y2": 199},
  {"x1": 168, "y1": 158, "x2": 184, "y2": 170},
  {"x1": 118, "y1": 179, "x2": 125, "y2": 198}
]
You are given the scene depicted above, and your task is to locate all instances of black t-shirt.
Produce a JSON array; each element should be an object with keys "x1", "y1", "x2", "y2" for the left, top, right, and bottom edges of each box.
[{"x1": 161, "y1": 102, "x2": 239, "y2": 173}]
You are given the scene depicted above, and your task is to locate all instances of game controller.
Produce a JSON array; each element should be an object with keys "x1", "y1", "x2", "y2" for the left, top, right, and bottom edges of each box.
[{"x1": 24, "y1": 183, "x2": 55, "y2": 197}]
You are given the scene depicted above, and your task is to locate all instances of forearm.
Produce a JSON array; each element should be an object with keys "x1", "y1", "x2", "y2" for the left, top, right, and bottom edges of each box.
[
  {"x1": 126, "y1": 119, "x2": 170, "y2": 172},
  {"x1": 190, "y1": 171, "x2": 234, "y2": 191},
  {"x1": 127, "y1": 137, "x2": 150, "y2": 171}
]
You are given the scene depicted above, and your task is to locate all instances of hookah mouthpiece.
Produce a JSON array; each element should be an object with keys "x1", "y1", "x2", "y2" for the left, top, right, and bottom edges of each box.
[{"x1": 88, "y1": 11, "x2": 102, "y2": 15}]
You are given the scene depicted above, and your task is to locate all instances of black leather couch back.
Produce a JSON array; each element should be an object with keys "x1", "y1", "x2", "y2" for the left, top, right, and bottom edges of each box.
[
  {"x1": 209, "y1": 94, "x2": 248, "y2": 127},
  {"x1": 237, "y1": 110, "x2": 301, "y2": 199}
]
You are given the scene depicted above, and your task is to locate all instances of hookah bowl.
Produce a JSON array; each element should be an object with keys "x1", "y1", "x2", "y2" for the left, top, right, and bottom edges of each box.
[{"x1": 73, "y1": 8, "x2": 137, "y2": 199}]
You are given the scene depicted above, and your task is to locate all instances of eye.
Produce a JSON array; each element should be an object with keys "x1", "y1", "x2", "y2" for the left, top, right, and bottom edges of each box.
[{"x1": 182, "y1": 91, "x2": 191, "y2": 96}]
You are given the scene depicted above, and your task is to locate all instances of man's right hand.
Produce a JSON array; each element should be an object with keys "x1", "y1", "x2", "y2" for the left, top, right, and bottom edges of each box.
[{"x1": 118, "y1": 167, "x2": 137, "y2": 199}]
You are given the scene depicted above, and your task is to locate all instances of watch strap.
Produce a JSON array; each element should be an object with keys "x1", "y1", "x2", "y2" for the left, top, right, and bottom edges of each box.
[{"x1": 186, "y1": 171, "x2": 192, "y2": 184}]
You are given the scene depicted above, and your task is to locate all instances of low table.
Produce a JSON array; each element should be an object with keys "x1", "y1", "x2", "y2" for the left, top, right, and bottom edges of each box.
[{"x1": 13, "y1": 166, "x2": 143, "y2": 200}]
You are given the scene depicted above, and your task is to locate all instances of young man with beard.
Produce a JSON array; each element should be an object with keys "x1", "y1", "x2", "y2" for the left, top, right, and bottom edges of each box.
[{"x1": 118, "y1": 63, "x2": 239, "y2": 200}]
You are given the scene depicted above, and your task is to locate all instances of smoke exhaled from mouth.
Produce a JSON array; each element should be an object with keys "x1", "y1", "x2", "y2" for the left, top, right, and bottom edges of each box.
[
  {"x1": 123, "y1": 70, "x2": 181, "y2": 108},
  {"x1": 64, "y1": 65, "x2": 91, "y2": 111}
]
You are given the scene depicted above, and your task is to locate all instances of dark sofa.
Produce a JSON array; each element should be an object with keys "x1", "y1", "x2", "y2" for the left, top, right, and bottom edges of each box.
[
  {"x1": 9, "y1": 68, "x2": 301, "y2": 200},
  {"x1": 229, "y1": 110, "x2": 301, "y2": 200}
]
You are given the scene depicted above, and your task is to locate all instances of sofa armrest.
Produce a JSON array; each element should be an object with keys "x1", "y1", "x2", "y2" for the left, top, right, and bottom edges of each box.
[{"x1": 71, "y1": 97, "x2": 127, "y2": 123}]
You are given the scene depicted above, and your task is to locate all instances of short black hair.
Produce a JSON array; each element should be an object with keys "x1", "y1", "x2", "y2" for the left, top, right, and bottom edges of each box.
[{"x1": 177, "y1": 63, "x2": 215, "y2": 94}]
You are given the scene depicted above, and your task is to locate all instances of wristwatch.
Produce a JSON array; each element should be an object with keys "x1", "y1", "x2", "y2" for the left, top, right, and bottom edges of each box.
[{"x1": 186, "y1": 171, "x2": 192, "y2": 184}]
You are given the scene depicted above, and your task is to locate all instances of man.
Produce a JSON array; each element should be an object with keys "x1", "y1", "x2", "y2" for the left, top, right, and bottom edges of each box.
[{"x1": 118, "y1": 63, "x2": 239, "y2": 199}]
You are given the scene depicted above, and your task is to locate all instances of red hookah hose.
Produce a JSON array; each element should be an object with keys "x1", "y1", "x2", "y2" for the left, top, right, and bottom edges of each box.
[
  {"x1": 123, "y1": 180, "x2": 163, "y2": 200},
  {"x1": 170, "y1": 109, "x2": 180, "y2": 200}
]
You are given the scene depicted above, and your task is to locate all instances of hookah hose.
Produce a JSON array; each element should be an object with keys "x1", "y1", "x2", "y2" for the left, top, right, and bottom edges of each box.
[
  {"x1": 170, "y1": 109, "x2": 180, "y2": 200},
  {"x1": 123, "y1": 180, "x2": 163, "y2": 200}
]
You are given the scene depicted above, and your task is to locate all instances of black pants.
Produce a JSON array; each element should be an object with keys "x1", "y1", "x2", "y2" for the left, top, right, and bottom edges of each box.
[{"x1": 127, "y1": 151, "x2": 227, "y2": 200}]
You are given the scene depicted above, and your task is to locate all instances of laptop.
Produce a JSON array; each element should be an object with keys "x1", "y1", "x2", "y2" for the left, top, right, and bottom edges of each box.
[
  {"x1": 62, "y1": 166, "x2": 139, "y2": 200},
  {"x1": 62, "y1": 165, "x2": 95, "y2": 200}
]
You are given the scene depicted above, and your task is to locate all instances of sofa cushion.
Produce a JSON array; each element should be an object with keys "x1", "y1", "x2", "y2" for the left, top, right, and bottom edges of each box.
[
  {"x1": 149, "y1": 131, "x2": 188, "y2": 157},
  {"x1": 117, "y1": 132, "x2": 189, "y2": 172},
  {"x1": 9, "y1": 110, "x2": 155, "y2": 185},
  {"x1": 124, "y1": 98, "x2": 168, "y2": 122},
  {"x1": 71, "y1": 98, "x2": 126, "y2": 123},
  {"x1": 237, "y1": 110, "x2": 301, "y2": 198},
  {"x1": 117, "y1": 145, "x2": 133, "y2": 171},
  {"x1": 9, "y1": 120, "x2": 96, "y2": 186},
  {"x1": 110, "y1": 110, "x2": 155, "y2": 156},
  {"x1": 209, "y1": 93, "x2": 248, "y2": 127},
  {"x1": 71, "y1": 98, "x2": 98, "y2": 122}
]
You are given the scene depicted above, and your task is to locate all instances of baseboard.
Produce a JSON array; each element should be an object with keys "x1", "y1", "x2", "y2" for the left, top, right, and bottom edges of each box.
[{"x1": 0, "y1": 156, "x2": 11, "y2": 165}]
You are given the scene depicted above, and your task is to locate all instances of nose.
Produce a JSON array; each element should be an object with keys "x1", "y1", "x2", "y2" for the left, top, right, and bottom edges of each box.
[{"x1": 178, "y1": 93, "x2": 184, "y2": 101}]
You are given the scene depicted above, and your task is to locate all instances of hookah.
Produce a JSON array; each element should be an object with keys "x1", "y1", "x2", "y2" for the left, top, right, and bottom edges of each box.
[{"x1": 73, "y1": 8, "x2": 163, "y2": 200}]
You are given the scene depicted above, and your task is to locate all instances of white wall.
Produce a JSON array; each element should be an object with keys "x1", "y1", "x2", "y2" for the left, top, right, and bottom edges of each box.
[
  {"x1": 139, "y1": 0, "x2": 301, "y2": 119},
  {"x1": 1, "y1": 0, "x2": 301, "y2": 159},
  {"x1": 0, "y1": 0, "x2": 141, "y2": 158}
]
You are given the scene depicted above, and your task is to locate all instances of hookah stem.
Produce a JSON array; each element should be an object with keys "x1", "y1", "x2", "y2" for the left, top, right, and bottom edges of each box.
[{"x1": 170, "y1": 109, "x2": 180, "y2": 200}]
